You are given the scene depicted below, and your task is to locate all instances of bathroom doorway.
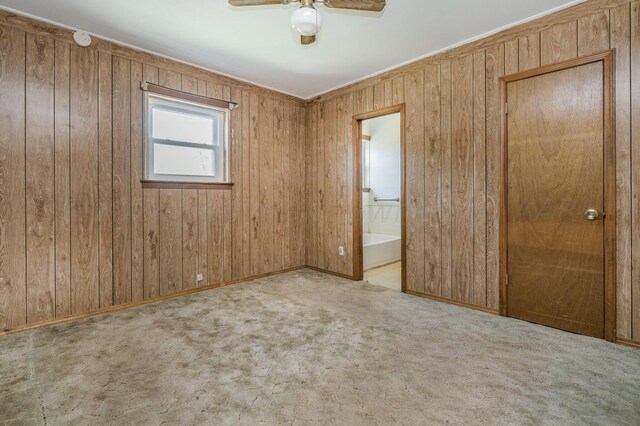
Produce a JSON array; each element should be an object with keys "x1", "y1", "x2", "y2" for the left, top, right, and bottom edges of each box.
[{"x1": 352, "y1": 105, "x2": 405, "y2": 291}]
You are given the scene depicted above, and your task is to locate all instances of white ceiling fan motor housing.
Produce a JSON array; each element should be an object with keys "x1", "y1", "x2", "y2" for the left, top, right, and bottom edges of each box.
[{"x1": 291, "y1": 6, "x2": 322, "y2": 36}]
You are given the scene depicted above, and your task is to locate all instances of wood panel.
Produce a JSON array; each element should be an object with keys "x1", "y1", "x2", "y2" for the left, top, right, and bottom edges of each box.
[
  {"x1": 130, "y1": 61, "x2": 144, "y2": 301},
  {"x1": 424, "y1": 66, "x2": 442, "y2": 296},
  {"x1": 70, "y1": 45, "x2": 99, "y2": 314},
  {"x1": 98, "y1": 51, "x2": 113, "y2": 308},
  {"x1": 142, "y1": 64, "x2": 160, "y2": 298},
  {"x1": 541, "y1": 21, "x2": 578, "y2": 65},
  {"x1": 273, "y1": 100, "x2": 285, "y2": 272},
  {"x1": 0, "y1": 16, "x2": 307, "y2": 332},
  {"x1": 112, "y1": 56, "x2": 131, "y2": 305},
  {"x1": 0, "y1": 25, "x2": 26, "y2": 329},
  {"x1": 25, "y1": 33, "x2": 55, "y2": 323},
  {"x1": 440, "y1": 62, "x2": 452, "y2": 300},
  {"x1": 611, "y1": 3, "x2": 632, "y2": 339},
  {"x1": 158, "y1": 69, "x2": 183, "y2": 295},
  {"x1": 451, "y1": 55, "x2": 474, "y2": 303},
  {"x1": 632, "y1": 1, "x2": 640, "y2": 342},
  {"x1": 259, "y1": 97, "x2": 274, "y2": 275},
  {"x1": 54, "y1": 40, "x2": 71, "y2": 317},
  {"x1": 306, "y1": 0, "x2": 639, "y2": 345},
  {"x1": 405, "y1": 70, "x2": 425, "y2": 293},
  {"x1": 472, "y1": 51, "x2": 487, "y2": 307},
  {"x1": 241, "y1": 90, "x2": 252, "y2": 278},
  {"x1": 181, "y1": 75, "x2": 199, "y2": 290},
  {"x1": 519, "y1": 34, "x2": 540, "y2": 71},
  {"x1": 578, "y1": 11, "x2": 610, "y2": 56},
  {"x1": 485, "y1": 44, "x2": 505, "y2": 310}
]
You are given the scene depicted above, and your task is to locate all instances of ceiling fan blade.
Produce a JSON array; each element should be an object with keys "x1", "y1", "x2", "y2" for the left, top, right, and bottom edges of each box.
[
  {"x1": 301, "y1": 35, "x2": 316, "y2": 45},
  {"x1": 229, "y1": 0, "x2": 288, "y2": 6},
  {"x1": 323, "y1": 0, "x2": 385, "y2": 12}
]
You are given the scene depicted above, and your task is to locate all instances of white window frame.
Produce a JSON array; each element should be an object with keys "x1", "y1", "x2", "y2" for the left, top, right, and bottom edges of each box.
[{"x1": 142, "y1": 83, "x2": 233, "y2": 184}]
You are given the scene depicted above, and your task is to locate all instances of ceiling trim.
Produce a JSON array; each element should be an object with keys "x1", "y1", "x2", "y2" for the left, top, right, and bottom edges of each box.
[
  {"x1": 0, "y1": 5, "x2": 304, "y2": 100},
  {"x1": 304, "y1": 0, "x2": 586, "y2": 99},
  {"x1": 0, "y1": 1, "x2": 586, "y2": 100}
]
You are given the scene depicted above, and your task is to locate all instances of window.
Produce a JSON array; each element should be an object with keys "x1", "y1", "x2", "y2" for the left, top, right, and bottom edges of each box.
[{"x1": 144, "y1": 88, "x2": 231, "y2": 184}]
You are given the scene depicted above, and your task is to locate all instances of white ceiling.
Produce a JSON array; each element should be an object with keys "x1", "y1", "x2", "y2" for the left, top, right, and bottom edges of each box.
[{"x1": 0, "y1": 0, "x2": 582, "y2": 99}]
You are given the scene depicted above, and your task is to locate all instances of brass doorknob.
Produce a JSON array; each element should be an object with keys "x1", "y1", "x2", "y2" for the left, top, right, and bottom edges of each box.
[{"x1": 584, "y1": 209, "x2": 599, "y2": 221}]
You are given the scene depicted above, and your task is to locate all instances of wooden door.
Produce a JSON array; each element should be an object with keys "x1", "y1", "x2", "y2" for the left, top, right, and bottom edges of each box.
[{"x1": 503, "y1": 56, "x2": 613, "y2": 339}]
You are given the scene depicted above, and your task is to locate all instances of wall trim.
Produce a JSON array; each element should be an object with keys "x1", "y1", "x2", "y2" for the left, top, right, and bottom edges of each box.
[
  {"x1": 406, "y1": 290, "x2": 501, "y2": 315},
  {"x1": 616, "y1": 337, "x2": 640, "y2": 349},
  {"x1": 309, "y1": 0, "x2": 631, "y2": 103},
  {"x1": 305, "y1": 266, "x2": 357, "y2": 281},
  {"x1": 0, "y1": 266, "x2": 305, "y2": 338}
]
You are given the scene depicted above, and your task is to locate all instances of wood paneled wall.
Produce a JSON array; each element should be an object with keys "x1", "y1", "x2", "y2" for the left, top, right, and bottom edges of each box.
[
  {"x1": 0, "y1": 13, "x2": 306, "y2": 330},
  {"x1": 305, "y1": 0, "x2": 640, "y2": 344}
]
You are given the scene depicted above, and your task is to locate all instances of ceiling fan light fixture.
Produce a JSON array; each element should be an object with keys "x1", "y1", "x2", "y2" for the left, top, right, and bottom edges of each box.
[{"x1": 291, "y1": 6, "x2": 322, "y2": 36}]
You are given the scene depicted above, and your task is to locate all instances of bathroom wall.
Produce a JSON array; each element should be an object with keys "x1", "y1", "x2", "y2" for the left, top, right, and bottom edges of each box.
[{"x1": 363, "y1": 114, "x2": 401, "y2": 236}]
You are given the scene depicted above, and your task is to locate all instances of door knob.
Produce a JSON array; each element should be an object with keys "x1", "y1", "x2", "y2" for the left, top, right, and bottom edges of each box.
[{"x1": 584, "y1": 209, "x2": 599, "y2": 221}]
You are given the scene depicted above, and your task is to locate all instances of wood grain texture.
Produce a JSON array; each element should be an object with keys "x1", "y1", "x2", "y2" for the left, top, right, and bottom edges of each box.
[
  {"x1": 0, "y1": 18, "x2": 307, "y2": 330},
  {"x1": 259, "y1": 96, "x2": 274, "y2": 275},
  {"x1": 424, "y1": 66, "x2": 442, "y2": 296},
  {"x1": 0, "y1": 10, "x2": 305, "y2": 106},
  {"x1": 142, "y1": 64, "x2": 160, "y2": 298},
  {"x1": 335, "y1": 95, "x2": 348, "y2": 274},
  {"x1": 0, "y1": 25, "x2": 26, "y2": 329},
  {"x1": 241, "y1": 90, "x2": 252, "y2": 278},
  {"x1": 25, "y1": 33, "x2": 55, "y2": 323},
  {"x1": 611, "y1": 3, "x2": 632, "y2": 339},
  {"x1": 180, "y1": 75, "x2": 199, "y2": 290},
  {"x1": 541, "y1": 21, "x2": 578, "y2": 66},
  {"x1": 54, "y1": 40, "x2": 71, "y2": 317},
  {"x1": 405, "y1": 70, "x2": 425, "y2": 293},
  {"x1": 309, "y1": 1, "x2": 629, "y2": 103},
  {"x1": 519, "y1": 33, "x2": 541, "y2": 71},
  {"x1": 578, "y1": 11, "x2": 610, "y2": 56},
  {"x1": 98, "y1": 51, "x2": 113, "y2": 308},
  {"x1": 440, "y1": 62, "x2": 452, "y2": 300},
  {"x1": 273, "y1": 100, "x2": 285, "y2": 272},
  {"x1": 472, "y1": 51, "x2": 487, "y2": 307},
  {"x1": 631, "y1": 0, "x2": 640, "y2": 341},
  {"x1": 505, "y1": 60, "x2": 607, "y2": 338},
  {"x1": 304, "y1": 0, "x2": 637, "y2": 346},
  {"x1": 485, "y1": 44, "x2": 505, "y2": 310},
  {"x1": 158, "y1": 69, "x2": 183, "y2": 295},
  {"x1": 451, "y1": 55, "x2": 474, "y2": 303},
  {"x1": 70, "y1": 45, "x2": 99, "y2": 314},
  {"x1": 112, "y1": 56, "x2": 132, "y2": 305},
  {"x1": 130, "y1": 61, "x2": 144, "y2": 301}
]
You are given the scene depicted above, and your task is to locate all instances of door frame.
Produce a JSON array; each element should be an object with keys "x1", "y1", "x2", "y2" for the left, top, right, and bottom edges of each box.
[
  {"x1": 352, "y1": 104, "x2": 407, "y2": 292},
  {"x1": 499, "y1": 50, "x2": 617, "y2": 341}
]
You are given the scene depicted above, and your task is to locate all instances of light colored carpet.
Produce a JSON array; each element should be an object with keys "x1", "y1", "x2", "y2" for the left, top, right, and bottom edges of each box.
[{"x1": 1, "y1": 269, "x2": 639, "y2": 425}]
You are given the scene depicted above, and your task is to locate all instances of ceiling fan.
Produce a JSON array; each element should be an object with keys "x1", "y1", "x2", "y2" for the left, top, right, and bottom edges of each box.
[{"x1": 229, "y1": 0, "x2": 386, "y2": 45}]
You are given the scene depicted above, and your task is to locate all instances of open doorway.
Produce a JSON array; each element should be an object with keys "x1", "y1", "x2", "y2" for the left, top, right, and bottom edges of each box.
[{"x1": 353, "y1": 105, "x2": 405, "y2": 292}]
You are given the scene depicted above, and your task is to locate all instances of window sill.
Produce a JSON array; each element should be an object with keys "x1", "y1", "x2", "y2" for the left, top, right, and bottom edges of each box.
[{"x1": 141, "y1": 180, "x2": 234, "y2": 190}]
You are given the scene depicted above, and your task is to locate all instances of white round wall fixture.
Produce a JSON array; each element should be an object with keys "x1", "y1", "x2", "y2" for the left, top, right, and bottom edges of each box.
[{"x1": 73, "y1": 31, "x2": 92, "y2": 47}]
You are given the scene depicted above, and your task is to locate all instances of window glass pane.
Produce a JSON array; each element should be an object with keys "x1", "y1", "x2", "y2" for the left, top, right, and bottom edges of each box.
[
  {"x1": 154, "y1": 143, "x2": 216, "y2": 177},
  {"x1": 152, "y1": 107, "x2": 216, "y2": 146}
]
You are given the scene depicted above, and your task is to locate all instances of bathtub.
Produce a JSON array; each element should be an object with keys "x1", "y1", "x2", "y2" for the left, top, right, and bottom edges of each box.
[{"x1": 363, "y1": 233, "x2": 401, "y2": 271}]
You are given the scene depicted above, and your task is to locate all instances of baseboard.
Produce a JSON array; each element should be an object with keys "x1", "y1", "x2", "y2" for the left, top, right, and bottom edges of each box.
[
  {"x1": 305, "y1": 266, "x2": 357, "y2": 280},
  {"x1": 616, "y1": 337, "x2": 640, "y2": 349},
  {"x1": 405, "y1": 290, "x2": 500, "y2": 315},
  {"x1": 0, "y1": 266, "x2": 305, "y2": 338}
]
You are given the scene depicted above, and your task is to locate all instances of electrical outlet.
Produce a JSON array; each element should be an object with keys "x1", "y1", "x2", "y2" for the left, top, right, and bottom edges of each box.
[
  {"x1": 338, "y1": 246, "x2": 345, "y2": 256},
  {"x1": 197, "y1": 273, "x2": 204, "y2": 282}
]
